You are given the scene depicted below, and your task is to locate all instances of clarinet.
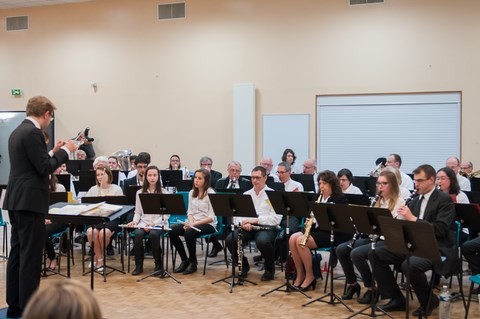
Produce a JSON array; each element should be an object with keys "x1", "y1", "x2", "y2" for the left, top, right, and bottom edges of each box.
[
  {"x1": 393, "y1": 189, "x2": 418, "y2": 219},
  {"x1": 237, "y1": 223, "x2": 243, "y2": 274},
  {"x1": 347, "y1": 192, "x2": 381, "y2": 248},
  {"x1": 250, "y1": 225, "x2": 277, "y2": 231}
]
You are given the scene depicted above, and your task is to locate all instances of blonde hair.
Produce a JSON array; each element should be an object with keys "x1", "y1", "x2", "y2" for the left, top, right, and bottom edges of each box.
[{"x1": 23, "y1": 279, "x2": 102, "y2": 319}]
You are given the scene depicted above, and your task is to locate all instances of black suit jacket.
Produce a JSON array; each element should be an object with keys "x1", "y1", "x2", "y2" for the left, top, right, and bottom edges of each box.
[
  {"x1": 210, "y1": 169, "x2": 223, "y2": 188},
  {"x1": 122, "y1": 175, "x2": 141, "y2": 194},
  {"x1": 215, "y1": 176, "x2": 252, "y2": 191},
  {"x1": 3, "y1": 119, "x2": 69, "y2": 214},
  {"x1": 408, "y1": 188, "x2": 457, "y2": 275}
]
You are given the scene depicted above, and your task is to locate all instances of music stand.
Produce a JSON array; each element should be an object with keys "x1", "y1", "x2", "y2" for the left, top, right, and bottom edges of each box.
[
  {"x1": 55, "y1": 174, "x2": 71, "y2": 192},
  {"x1": 345, "y1": 205, "x2": 393, "y2": 319},
  {"x1": 76, "y1": 170, "x2": 96, "y2": 192},
  {"x1": 291, "y1": 174, "x2": 316, "y2": 192},
  {"x1": 266, "y1": 181, "x2": 285, "y2": 191},
  {"x1": 261, "y1": 190, "x2": 312, "y2": 298},
  {"x1": 67, "y1": 159, "x2": 94, "y2": 176},
  {"x1": 344, "y1": 194, "x2": 371, "y2": 206},
  {"x1": 377, "y1": 217, "x2": 442, "y2": 319},
  {"x1": 125, "y1": 185, "x2": 142, "y2": 205},
  {"x1": 209, "y1": 193, "x2": 259, "y2": 293},
  {"x1": 302, "y1": 203, "x2": 354, "y2": 311},
  {"x1": 160, "y1": 170, "x2": 182, "y2": 188},
  {"x1": 81, "y1": 196, "x2": 128, "y2": 278},
  {"x1": 135, "y1": 193, "x2": 187, "y2": 283}
]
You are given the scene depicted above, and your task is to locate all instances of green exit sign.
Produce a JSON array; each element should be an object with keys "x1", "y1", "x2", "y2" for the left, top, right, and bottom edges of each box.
[{"x1": 11, "y1": 88, "x2": 22, "y2": 96}]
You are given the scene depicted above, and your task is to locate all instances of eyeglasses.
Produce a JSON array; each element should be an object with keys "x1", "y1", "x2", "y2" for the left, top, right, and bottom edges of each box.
[
  {"x1": 170, "y1": 159, "x2": 180, "y2": 162},
  {"x1": 260, "y1": 162, "x2": 272, "y2": 167},
  {"x1": 277, "y1": 171, "x2": 288, "y2": 174},
  {"x1": 414, "y1": 178, "x2": 428, "y2": 183},
  {"x1": 460, "y1": 166, "x2": 472, "y2": 170},
  {"x1": 251, "y1": 176, "x2": 264, "y2": 180},
  {"x1": 201, "y1": 163, "x2": 212, "y2": 167},
  {"x1": 48, "y1": 112, "x2": 54, "y2": 122},
  {"x1": 436, "y1": 176, "x2": 448, "y2": 181},
  {"x1": 376, "y1": 182, "x2": 388, "y2": 186}
]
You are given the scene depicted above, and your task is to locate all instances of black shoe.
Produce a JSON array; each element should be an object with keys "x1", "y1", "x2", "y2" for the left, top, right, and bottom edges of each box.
[
  {"x1": 299, "y1": 278, "x2": 317, "y2": 291},
  {"x1": 107, "y1": 245, "x2": 115, "y2": 256},
  {"x1": 358, "y1": 289, "x2": 379, "y2": 304},
  {"x1": 183, "y1": 262, "x2": 197, "y2": 275},
  {"x1": 132, "y1": 265, "x2": 143, "y2": 275},
  {"x1": 238, "y1": 263, "x2": 250, "y2": 279},
  {"x1": 173, "y1": 260, "x2": 189, "y2": 273},
  {"x1": 412, "y1": 296, "x2": 439, "y2": 316},
  {"x1": 253, "y1": 255, "x2": 263, "y2": 262},
  {"x1": 378, "y1": 298, "x2": 406, "y2": 312},
  {"x1": 154, "y1": 263, "x2": 164, "y2": 274},
  {"x1": 261, "y1": 270, "x2": 275, "y2": 281},
  {"x1": 342, "y1": 283, "x2": 361, "y2": 300},
  {"x1": 207, "y1": 243, "x2": 223, "y2": 258},
  {"x1": 6, "y1": 306, "x2": 22, "y2": 318}
]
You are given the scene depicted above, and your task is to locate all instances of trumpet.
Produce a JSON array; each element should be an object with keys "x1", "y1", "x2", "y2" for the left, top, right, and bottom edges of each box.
[
  {"x1": 369, "y1": 163, "x2": 385, "y2": 177},
  {"x1": 299, "y1": 193, "x2": 323, "y2": 247}
]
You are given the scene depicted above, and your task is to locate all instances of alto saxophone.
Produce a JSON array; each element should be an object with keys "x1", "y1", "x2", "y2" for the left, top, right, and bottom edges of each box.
[{"x1": 299, "y1": 193, "x2": 323, "y2": 247}]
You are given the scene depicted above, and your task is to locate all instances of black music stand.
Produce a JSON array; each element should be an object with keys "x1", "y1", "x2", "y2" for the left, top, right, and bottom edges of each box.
[
  {"x1": 302, "y1": 203, "x2": 354, "y2": 311},
  {"x1": 55, "y1": 174, "x2": 71, "y2": 192},
  {"x1": 209, "y1": 193, "x2": 259, "y2": 293},
  {"x1": 81, "y1": 196, "x2": 128, "y2": 279},
  {"x1": 67, "y1": 159, "x2": 94, "y2": 176},
  {"x1": 291, "y1": 174, "x2": 316, "y2": 192},
  {"x1": 135, "y1": 193, "x2": 187, "y2": 283},
  {"x1": 344, "y1": 194, "x2": 371, "y2": 206},
  {"x1": 377, "y1": 217, "x2": 442, "y2": 319},
  {"x1": 261, "y1": 190, "x2": 312, "y2": 298},
  {"x1": 125, "y1": 185, "x2": 142, "y2": 205},
  {"x1": 345, "y1": 205, "x2": 393, "y2": 319},
  {"x1": 160, "y1": 170, "x2": 183, "y2": 188}
]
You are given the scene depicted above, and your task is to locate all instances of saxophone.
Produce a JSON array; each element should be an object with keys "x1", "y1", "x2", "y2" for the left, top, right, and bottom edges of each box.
[{"x1": 299, "y1": 193, "x2": 323, "y2": 247}]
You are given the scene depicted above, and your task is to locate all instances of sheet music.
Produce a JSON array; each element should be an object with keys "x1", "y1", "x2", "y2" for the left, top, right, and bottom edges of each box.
[{"x1": 49, "y1": 203, "x2": 123, "y2": 217}]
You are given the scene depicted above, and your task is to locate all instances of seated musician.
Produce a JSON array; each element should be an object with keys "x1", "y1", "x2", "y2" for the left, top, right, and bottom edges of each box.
[
  {"x1": 167, "y1": 154, "x2": 191, "y2": 180},
  {"x1": 85, "y1": 166, "x2": 123, "y2": 271},
  {"x1": 289, "y1": 170, "x2": 348, "y2": 291},
  {"x1": 437, "y1": 167, "x2": 469, "y2": 204},
  {"x1": 336, "y1": 170, "x2": 405, "y2": 303},
  {"x1": 337, "y1": 168, "x2": 363, "y2": 195},
  {"x1": 372, "y1": 164, "x2": 457, "y2": 316},
  {"x1": 45, "y1": 174, "x2": 67, "y2": 270},
  {"x1": 126, "y1": 166, "x2": 169, "y2": 276},
  {"x1": 225, "y1": 166, "x2": 282, "y2": 281},
  {"x1": 383, "y1": 166, "x2": 412, "y2": 200},
  {"x1": 170, "y1": 169, "x2": 217, "y2": 275}
]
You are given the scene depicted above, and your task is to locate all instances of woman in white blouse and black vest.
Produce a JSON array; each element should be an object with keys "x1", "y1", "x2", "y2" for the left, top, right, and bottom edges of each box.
[{"x1": 169, "y1": 169, "x2": 217, "y2": 275}]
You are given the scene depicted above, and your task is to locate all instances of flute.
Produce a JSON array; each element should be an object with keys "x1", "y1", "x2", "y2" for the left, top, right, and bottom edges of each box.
[
  {"x1": 176, "y1": 219, "x2": 201, "y2": 232},
  {"x1": 119, "y1": 224, "x2": 169, "y2": 231}
]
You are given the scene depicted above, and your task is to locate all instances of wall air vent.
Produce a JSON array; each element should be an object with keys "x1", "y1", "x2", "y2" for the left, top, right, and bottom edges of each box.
[
  {"x1": 350, "y1": 0, "x2": 384, "y2": 5},
  {"x1": 158, "y1": 2, "x2": 185, "y2": 20},
  {"x1": 6, "y1": 16, "x2": 28, "y2": 31}
]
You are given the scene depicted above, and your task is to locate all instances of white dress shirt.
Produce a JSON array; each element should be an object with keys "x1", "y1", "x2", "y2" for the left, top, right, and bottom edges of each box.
[
  {"x1": 235, "y1": 186, "x2": 282, "y2": 226},
  {"x1": 457, "y1": 174, "x2": 471, "y2": 192},
  {"x1": 283, "y1": 179, "x2": 304, "y2": 192},
  {"x1": 345, "y1": 183, "x2": 363, "y2": 195},
  {"x1": 400, "y1": 171, "x2": 414, "y2": 190}
]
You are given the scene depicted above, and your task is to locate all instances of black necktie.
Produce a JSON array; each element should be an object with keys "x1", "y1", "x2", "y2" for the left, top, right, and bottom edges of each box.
[
  {"x1": 229, "y1": 180, "x2": 235, "y2": 189},
  {"x1": 412, "y1": 195, "x2": 424, "y2": 218}
]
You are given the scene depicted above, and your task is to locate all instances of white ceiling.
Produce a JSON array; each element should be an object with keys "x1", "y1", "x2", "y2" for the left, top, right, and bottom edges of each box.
[{"x1": 0, "y1": 0, "x2": 93, "y2": 9}]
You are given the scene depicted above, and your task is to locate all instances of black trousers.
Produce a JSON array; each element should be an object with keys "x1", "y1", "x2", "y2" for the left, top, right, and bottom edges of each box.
[
  {"x1": 226, "y1": 228, "x2": 277, "y2": 272},
  {"x1": 277, "y1": 216, "x2": 300, "y2": 261},
  {"x1": 133, "y1": 228, "x2": 164, "y2": 266},
  {"x1": 371, "y1": 244, "x2": 436, "y2": 309},
  {"x1": 169, "y1": 223, "x2": 215, "y2": 264},
  {"x1": 336, "y1": 238, "x2": 372, "y2": 286},
  {"x1": 462, "y1": 236, "x2": 480, "y2": 275},
  {"x1": 45, "y1": 222, "x2": 67, "y2": 260},
  {"x1": 7, "y1": 210, "x2": 46, "y2": 318}
]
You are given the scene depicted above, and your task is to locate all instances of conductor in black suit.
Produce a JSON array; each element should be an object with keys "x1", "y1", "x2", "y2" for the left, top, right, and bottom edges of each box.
[
  {"x1": 2, "y1": 96, "x2": 77, "y2": 318},
  {"x1": 372, "y1": 164, "x2": 457, "y2": 316}
]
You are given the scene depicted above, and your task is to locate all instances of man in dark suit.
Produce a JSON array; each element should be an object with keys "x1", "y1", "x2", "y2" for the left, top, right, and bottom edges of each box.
[
  {"x1": 3, "y1": 96, "x2": 77, "y2": 318},
  {"x1": 214, "y1": 160, "x2": 252, "y2": 191},
  {"x1": 199, "y1": 156, "x2": 222, "y2": 187},
  {"x1": 372, "y1": 164, "x2": 457, "y2": 316},
  {"x1": 122, "y1": 152, "x2": 150, "y2": 221},
  {"x1": 207, "y1": 161, "x2": 252, "y2": 257}
]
